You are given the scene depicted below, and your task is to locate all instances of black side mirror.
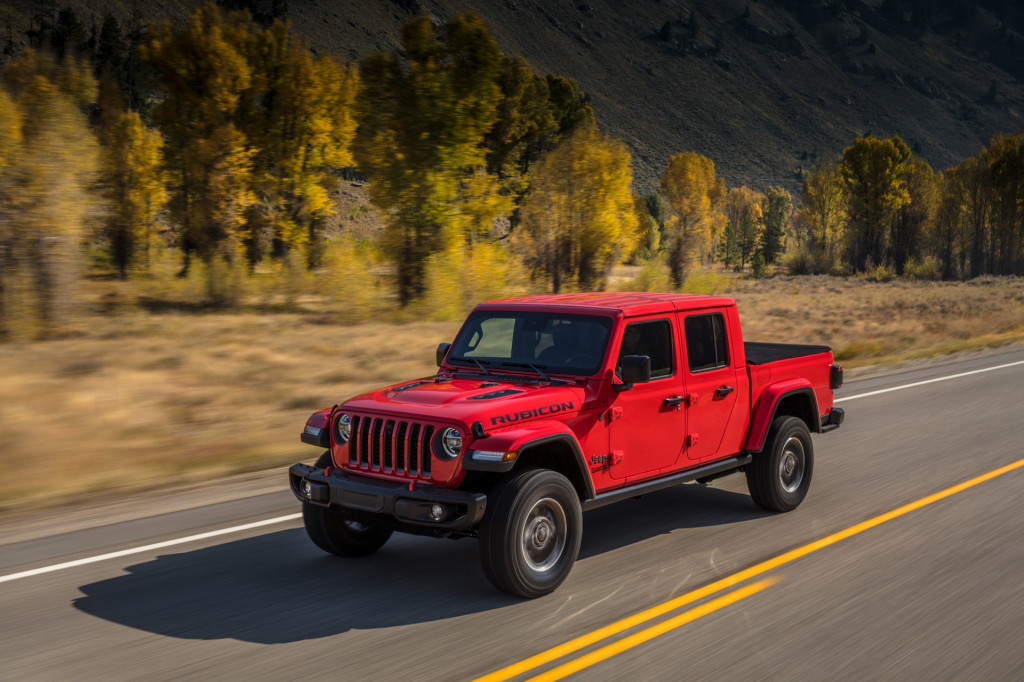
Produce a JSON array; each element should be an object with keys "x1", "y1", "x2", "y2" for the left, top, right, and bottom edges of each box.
[
  {"x1": 436, "y1": 342, "x2": 452, "y2": 367},
  {"x1": 617, "y1": 355, "x2": 651, "y2": 391}
]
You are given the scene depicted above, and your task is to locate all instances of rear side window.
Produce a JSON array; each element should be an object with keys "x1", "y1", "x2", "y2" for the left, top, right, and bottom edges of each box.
[
  {"x1": 618, "y1": 319, "x2": 674, "y2": 379},
  {"x1": 685, "y1": 313, "x2": 729, "y2": 372}
]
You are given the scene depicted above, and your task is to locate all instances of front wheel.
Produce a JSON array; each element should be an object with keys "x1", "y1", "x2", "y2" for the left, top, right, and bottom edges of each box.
[
  {"x1": 479, "y1": 469, "x2": 583, "y2": 598},
  {"x1": 302, "y1": 450, "x2": 393, "y2": 557},
  {"x1": 302, "y1": 503, "x2": 393, "y2": 557},
  {"x1": 746, "y1": 416, "x2": 814, "y2": 512}
]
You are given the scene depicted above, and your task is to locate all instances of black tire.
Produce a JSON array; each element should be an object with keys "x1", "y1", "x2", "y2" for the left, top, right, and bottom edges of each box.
[
  {"x1": 478, "y1": 469, "x2": 583, "y2": 598},
  {"x1": 302, "y1": 503, "x2": 392, "y2": 557},
  {"x1": 746, "y1": 416, "x2": 814, "y2": 512},
  {"x1": 302, "y1": 450, "x2": 393, "y2": 557}
]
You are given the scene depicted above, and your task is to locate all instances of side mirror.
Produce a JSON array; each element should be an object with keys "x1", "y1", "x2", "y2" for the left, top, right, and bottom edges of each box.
[
  {"x1": 436, "y1": 342, "x2": 452, "y2": 367},
  {"x1": 617, "y1": 355, "x2": 651, "y2": 391}
]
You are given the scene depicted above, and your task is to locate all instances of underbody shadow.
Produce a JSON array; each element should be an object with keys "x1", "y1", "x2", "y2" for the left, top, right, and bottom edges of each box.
[{"x1": 74, "y1": 483, "x2": 767, "y2": 643}]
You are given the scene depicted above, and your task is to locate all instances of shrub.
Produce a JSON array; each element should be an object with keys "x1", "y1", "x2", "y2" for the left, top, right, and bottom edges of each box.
[
  {"x1": 316, "y1": 239, "x2": 386, "y2": 322},
  {"x1": 616, "y1": 257, "x2": 671, "y2": 292},
  {"x1": 864, "y1": 262, "x2": 897, "y2": 282},
  {"x1": 903, "y1": 256, "x2": 941, "y2": 281},
  {"x1": 682, "y1": 267, "x2": 732, "y2": 295}
]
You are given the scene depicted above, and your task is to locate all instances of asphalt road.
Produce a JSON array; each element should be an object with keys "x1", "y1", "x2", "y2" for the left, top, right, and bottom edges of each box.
[{"x1": 3, "y1": 348, "x2": 1024, "y2": 680}]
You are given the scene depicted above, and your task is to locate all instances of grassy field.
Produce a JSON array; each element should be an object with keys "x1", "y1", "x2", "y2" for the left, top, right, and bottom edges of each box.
[{"x1": 2, "y1": 274, "x2": 1023, "y2": 512}]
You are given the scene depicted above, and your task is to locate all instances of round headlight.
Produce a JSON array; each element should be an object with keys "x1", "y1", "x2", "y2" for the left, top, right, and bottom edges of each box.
[
  {"x1": 440, "y1": 427, "x2": 462, "y2": 458},
  {"x1": 334, "y1": 413, "x2": 351, "y2": 444}
]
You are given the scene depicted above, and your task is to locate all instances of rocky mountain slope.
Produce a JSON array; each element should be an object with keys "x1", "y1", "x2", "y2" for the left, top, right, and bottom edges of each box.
[{"x1": 3, "y1": 0, "x2": 1022, "y2": 193}]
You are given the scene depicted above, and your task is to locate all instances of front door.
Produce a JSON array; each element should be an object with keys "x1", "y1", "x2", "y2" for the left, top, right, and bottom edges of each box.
[{"x1": 608, "y1": 318, "x2": 686, "y2": 479}]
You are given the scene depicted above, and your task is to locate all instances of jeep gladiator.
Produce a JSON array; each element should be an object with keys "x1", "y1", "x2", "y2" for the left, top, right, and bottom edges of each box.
[{"x1": 289, "y1": 292, "x2": 844, "y2": 597}]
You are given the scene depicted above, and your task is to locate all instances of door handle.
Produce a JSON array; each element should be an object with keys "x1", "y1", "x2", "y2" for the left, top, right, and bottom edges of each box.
[
  {"x1": 715, "y1": 385, "x2": 734, "y2": 398},
  {"x1": 663, "y1": 395, "x2": 685, "y2": 408}
]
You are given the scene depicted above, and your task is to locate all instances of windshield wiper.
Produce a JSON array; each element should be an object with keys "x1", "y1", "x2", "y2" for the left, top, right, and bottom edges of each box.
[
  {"x1": 450, "y1": 356, "x2": 493, "y2": 376},
  {"x1": 499, "y1": 362, "x2": 553, "y2": 383}
]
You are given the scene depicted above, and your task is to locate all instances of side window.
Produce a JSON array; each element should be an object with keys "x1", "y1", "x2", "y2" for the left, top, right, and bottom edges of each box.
[
  {"x1": 618, "y1": 319, "x2": 674, "y2": 379},
  {"x1": 684, "y1": 313, "x2": 729, "y2": 372}
]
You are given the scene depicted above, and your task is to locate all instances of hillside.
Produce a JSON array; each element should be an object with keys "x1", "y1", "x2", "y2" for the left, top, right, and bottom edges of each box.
[{"x1": 2, "y1": 0, "x2": 1023, "y2": 193}]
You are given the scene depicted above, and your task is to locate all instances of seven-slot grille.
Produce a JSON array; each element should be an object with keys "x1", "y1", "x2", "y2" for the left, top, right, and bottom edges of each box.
[{"x1": 347, "y1": 415, "x2": 434, "y2": 478}]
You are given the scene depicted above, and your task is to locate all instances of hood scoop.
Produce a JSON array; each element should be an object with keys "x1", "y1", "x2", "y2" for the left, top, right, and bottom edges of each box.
[
  {"x1": 392, "y1": 381, "x2": 432, "y2": 392},
  {"x1": 468, "y1": 389, "x2": 525, "y2": 400}
]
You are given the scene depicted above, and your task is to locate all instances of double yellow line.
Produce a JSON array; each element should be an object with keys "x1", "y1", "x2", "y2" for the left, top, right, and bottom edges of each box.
[{"x1": 476, "y1": 456, "x2": 1024, "y2": 681}]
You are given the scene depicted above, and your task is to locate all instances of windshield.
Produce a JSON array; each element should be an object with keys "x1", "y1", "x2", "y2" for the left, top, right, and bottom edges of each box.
[{"x1": 448, "y1": 311, "x2": 613, "y2": 376}]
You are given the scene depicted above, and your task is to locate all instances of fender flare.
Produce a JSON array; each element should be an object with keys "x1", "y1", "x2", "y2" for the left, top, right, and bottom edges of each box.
[
  {"x1": 744, "y1": 381, "x2": 820, "y2": 454},
  {"x1": 462, "y1": 421, "x2": 595, "y2": 500}
]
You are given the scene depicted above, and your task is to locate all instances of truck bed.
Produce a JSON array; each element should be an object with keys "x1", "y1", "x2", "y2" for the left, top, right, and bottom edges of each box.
[{"x1": 744, "y1": 342, "x2": 833, "y2": 365}]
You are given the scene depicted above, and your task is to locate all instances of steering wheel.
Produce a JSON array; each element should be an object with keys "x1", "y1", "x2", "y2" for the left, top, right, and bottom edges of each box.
[{"x1": 563, "y1": 353, "x2": 599, "y2": 367}]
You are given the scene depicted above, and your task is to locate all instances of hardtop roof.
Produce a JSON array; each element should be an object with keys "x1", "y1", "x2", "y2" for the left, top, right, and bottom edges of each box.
[{"x1": 476, "y1": 292, "x2": 736, "y2": 318}]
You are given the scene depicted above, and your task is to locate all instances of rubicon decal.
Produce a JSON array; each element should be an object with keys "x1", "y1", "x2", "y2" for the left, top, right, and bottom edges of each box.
[{"x1": 490, "y1": 402, "x2": 575, "y2": 426}]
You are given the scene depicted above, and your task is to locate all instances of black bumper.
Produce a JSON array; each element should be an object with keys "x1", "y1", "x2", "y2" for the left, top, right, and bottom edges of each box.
[
  {"x1": 820, "y1": 407, "x2": 845, "y2": 433},
  {"x1": 288, "y1": 463, "x2": 487, "y2": 533}
]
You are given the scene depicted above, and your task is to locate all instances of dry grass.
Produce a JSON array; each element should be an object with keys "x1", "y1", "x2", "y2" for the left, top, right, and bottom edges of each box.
[
  {"x1": 0, "y1": 312, "x2": 459, "y2": 512},
  {"x1": 729, "y1": 276, "x2": 1024, "y2": 364},
  {"x1": 2, "y1": 274, "x2": 1023, "y2": 511}
]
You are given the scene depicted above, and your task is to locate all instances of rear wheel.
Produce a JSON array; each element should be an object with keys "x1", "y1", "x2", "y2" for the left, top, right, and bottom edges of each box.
[
  {"x1": 301, "y1": 450, "x2": 393, "y2": 557},
  {"x1": 479, "y1": 469, "x2": 582, "y2": 598},
  {"x1": 746, "y1": 416, "x2": 813, "y2": 512}
]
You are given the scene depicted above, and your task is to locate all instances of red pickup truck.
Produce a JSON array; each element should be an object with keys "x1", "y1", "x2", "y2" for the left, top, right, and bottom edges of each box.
[{"x1": 290, "y1": 292, "x2": 844, "y2": 597}]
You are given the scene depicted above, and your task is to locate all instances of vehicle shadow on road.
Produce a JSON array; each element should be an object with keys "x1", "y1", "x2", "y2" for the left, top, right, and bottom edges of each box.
[
  {"x1": 73, "y1": 484, "x2": 767, "y2": 644},
  {"x1": 579, "y1": 483, "x2": 770, "y2": 559}
]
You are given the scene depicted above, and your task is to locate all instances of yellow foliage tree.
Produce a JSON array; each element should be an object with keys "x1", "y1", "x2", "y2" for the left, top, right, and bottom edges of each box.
[
  {"x1": 142, "y1": 3, "x2": 256, "y2": 290},
  {"x1": 890, "y1": 157, "x2": 937, "y2": 274},
  {"x1": 516, "y1": 126, "x2": 637, "y2": 292},
  {"x1": 99, "y1": 105, "x2": 169, "y2": 278},
  {"x1": 799, "y1": 158, "x2": 847, "y2": 272},
  {"x1": 355, "y1": 13, "x2": 508, "y2": 305},
  {"x1": 840, "y1": 135, "x2": 912, "y2": 270},
  {"x1": 0, "y1": 50, "x2": 98, "y2": 338},
  {"x1": 356, "y1": 13, "x2": 512, "y2": 303},
  {"x1": 630, "y1": 192, "x2": 661, "y2": 262},
  {"x1": 660, "y1": 151, "x2": 721, "y2": 287},
  {"x1": 239, "y1": 20, "x2": 359, "y2": 268},
  {"x1": 723, "y1": 186, "x2": 764, "y2": 269}
]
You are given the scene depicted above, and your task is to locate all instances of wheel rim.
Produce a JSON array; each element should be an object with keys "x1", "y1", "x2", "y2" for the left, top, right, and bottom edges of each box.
[
  {"x1": 345, "y1": 520, "x2": 370, "y2": 532},
  {"x1": 779, "y1": 436, "x2": 805, "y2": 493},
  {"x1": 521, "y1": 497, "x2": 567, "y2": 573}
]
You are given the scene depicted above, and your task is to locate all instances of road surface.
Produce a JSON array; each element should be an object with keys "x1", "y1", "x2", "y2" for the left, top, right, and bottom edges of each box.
[{"x1": 2, "y1": 348, "x2": 1024, "y2": 680}]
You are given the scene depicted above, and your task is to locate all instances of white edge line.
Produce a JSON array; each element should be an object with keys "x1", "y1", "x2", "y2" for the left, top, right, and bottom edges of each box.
[
  {"x1": 838, "y1": 359, "x2": 1024, "y2": 402},
  {"x1": 0, "y1": 513, "x2": 301, "y2": 584},
  {"x1": 5, "y1": 357, "x2": 1024, "y2": 586}
]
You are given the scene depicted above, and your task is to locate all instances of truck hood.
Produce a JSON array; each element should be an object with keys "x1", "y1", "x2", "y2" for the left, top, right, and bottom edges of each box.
[{"x1": 342, "y1": 374, "x2": 587, "y2": 428}]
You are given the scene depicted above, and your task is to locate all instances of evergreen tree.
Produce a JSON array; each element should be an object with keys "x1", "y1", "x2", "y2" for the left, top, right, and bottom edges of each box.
[{"x1": 760, "y1": 186, "x2": 791, "y2": 265}]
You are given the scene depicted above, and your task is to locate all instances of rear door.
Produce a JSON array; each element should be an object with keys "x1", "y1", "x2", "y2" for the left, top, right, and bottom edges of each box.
[
  {"x1": 608, "y1": 317, "x2": 686, "y2": 480},
  {"x1": 679, "y1": 310, "x2": 746, "y2": 463}
]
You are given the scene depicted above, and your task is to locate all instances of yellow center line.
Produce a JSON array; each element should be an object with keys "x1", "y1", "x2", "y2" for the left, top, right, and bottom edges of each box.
[
  {"x1": 474, "y1": 456, "x2": 1024, "y2": 682},
  {"x1": 527, "y1": 577, "x2": 781, "y2": 682}
]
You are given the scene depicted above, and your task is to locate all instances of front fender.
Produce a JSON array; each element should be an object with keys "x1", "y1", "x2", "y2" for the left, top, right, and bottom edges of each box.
[
  {"x1": 744, "y1": 379, "x2": 819, "y2": 453},
  {"x1": 463, "y1": 421, "x2": 593, "y2": 497}
]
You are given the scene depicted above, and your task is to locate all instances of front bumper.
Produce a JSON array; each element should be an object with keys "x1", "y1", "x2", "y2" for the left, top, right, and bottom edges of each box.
[{"x1": 288, "y1": 463, "x2": 487, "y2": 533}]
